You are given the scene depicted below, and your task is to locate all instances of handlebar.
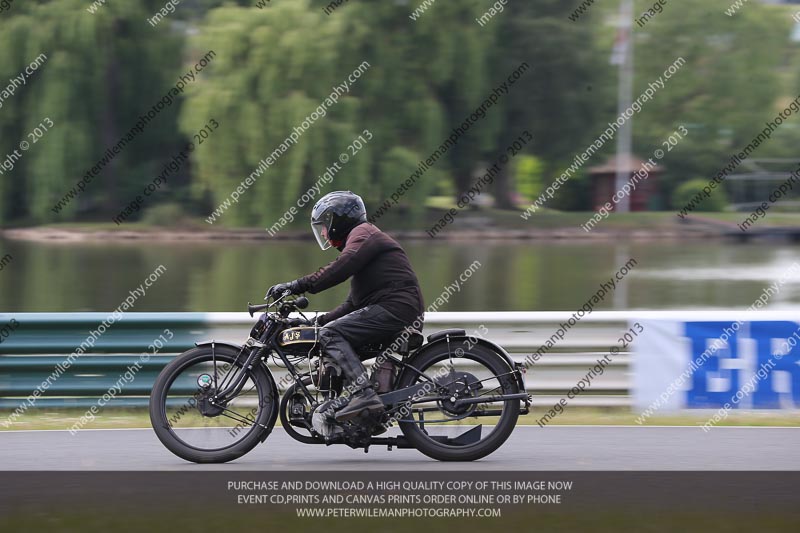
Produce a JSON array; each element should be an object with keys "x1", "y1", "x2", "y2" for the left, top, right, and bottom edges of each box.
[{"x1": 248, "y1": 294, "x2": 309, "y2": 317}]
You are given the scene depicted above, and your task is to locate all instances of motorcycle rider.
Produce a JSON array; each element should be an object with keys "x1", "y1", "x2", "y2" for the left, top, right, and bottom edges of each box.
[{"x1": 267, "y1": 191, "x2": 424, "y2": 422}]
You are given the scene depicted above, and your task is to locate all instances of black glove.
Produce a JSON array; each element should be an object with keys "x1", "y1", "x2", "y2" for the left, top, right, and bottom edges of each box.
[
  {"x1": 311, "y1": 313, "x2": 327, "y2": 327},
  {"x1": 266, "y1": 280, "x2": 301, "y2": 299}
]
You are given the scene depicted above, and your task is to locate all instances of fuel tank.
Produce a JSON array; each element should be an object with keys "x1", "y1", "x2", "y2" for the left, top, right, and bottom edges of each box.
[{"x1": 277, "y1": 326, "x2": 319, "y2": 354}]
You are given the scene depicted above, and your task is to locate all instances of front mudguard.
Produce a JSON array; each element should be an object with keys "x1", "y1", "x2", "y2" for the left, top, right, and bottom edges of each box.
[
  {"x1": 398, "y1": 335, "x2": 529, "y2": 405},
  {"x1": 194, "y1": 340, "x2": 280, "y2": 442}
]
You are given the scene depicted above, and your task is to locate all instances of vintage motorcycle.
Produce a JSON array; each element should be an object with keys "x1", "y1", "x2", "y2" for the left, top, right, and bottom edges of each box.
[{"x1": 149, "y1": 290, "x2": 530, "y2": 463}]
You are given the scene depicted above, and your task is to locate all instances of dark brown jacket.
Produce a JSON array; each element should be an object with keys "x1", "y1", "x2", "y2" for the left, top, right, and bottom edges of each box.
[{"x1": 296, "y1": 223, "x2": 424, "y2": 326}]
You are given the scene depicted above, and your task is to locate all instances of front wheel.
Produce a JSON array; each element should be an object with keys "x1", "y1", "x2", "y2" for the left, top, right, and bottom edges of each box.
[
  {"x1": 396, "y1": 344, "x2": 520, "y2": 461},
  {"x1": 149, "y1": 345, "x2": 278, "y2": 463}
]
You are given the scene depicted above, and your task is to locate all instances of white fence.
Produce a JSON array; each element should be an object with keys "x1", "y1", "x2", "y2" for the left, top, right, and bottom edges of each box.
[{"x1": 202, "y1": 311, "x2": 639, "y2": 408}]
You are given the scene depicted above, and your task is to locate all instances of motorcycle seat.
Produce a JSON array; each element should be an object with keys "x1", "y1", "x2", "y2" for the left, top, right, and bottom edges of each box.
[
  {"x1": 391, "y1": 327, "x2": 424, "y2": 354},
  {"x1": 359, "y1": 328, "x2": 424, "y2": 357}
]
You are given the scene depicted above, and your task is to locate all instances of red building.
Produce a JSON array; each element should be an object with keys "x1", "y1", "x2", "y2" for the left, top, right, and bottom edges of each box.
[{"x1": 588, "y1": 154, "x2": 662, "y2": 211}]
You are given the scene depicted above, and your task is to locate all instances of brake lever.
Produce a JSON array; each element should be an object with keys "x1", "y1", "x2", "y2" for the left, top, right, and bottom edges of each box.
[
  {"x1": 263, "y1": 289, "x2": 292, "y2": 304},
  {"x1": 274, "y1": 290, "x2": 292, "y2": 307}
]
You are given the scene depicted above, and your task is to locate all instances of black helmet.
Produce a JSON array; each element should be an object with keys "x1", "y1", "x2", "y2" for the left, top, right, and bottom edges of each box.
[{"x1": 310, "y1": 191, "x2": 367, "y2": 250}]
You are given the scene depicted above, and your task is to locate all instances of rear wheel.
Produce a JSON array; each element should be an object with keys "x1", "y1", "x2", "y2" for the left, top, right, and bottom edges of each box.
[
  {"x1": 396, "y1": 344, "x2": 520, "y2": 461},
  {"x1": 149, "y1": 345, "x2": 277, "y2": 464}
]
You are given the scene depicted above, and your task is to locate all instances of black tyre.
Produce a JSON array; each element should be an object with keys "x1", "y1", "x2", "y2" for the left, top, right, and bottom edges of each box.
[
  {"x1": 149, "y1": 345, "x2": 277, "y2": 464},
  {"x1": 396, "y1": 343, "x2": 520, "y2": 461}
]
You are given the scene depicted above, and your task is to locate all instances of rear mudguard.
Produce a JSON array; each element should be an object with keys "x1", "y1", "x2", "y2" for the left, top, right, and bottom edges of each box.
[
  {"x1": 194, "y1": 340, "x2": 279, "y2": 442},
  {"x1": 398, "y1": 334, "x2": 528, "y2": 400}
]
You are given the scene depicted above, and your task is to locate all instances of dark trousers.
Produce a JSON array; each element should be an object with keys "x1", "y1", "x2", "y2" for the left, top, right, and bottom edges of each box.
[{"x1": 318, "y1": 304, "x2": 407, "y2": 393}]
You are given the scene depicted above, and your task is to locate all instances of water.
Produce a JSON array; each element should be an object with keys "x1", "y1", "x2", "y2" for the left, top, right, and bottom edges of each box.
[{"x1": 0, "y1": 238, "x2": 799, "y2": 312}]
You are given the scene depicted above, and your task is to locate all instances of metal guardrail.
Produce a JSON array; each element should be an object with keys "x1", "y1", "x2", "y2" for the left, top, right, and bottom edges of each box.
[{"x1": 0, "y1": 312, "x2": 637, "y2": 409}]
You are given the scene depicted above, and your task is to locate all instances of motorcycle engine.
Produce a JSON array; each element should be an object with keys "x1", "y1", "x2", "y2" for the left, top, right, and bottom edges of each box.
[
  {"x1": 310, "y1": 358, "x2": 347, "y2": 440},
  {"x1": 313, "y1": 357, "x2": 344, "y2": 400},
  {"x1": 309, "y1": 357, "x2": 384, "y2": 442},
  {"x1": 311, "y1": 399, "x2": 345, "y2": 440}
]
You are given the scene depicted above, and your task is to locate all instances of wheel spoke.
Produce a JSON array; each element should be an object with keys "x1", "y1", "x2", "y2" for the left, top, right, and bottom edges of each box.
[{"x1": 216, "y1": 405, "x2": 264, "y2": 429}]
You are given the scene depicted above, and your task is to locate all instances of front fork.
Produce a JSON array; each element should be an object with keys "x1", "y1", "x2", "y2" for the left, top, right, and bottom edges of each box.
[
  {"x1": 211, "y1": 320, "x2": 284, "y2": 403},
  {"x1": 211, "y1": 343, "x2": 263, "y2": 403}
]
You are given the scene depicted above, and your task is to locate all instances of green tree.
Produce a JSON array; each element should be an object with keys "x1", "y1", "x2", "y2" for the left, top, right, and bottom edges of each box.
[
  {"x1": 672, "y1": 178, "x2": 728, "y2": 212},
  {"x1": 182, "y1": 1, "x2": 360, "y2": 226},
  {"x1": 489, "y1": 0, "x2": 613, "y2": 208},
  {"x1": 631, "y1": 0, "x2": 790, "y2": 196},
  {"x1": 0, "y1": 0, "x2": 182, "y2": 224}
]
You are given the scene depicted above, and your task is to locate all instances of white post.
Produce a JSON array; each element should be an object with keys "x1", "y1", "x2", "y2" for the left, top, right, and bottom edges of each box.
[{"x1": 614, "y1": 0, "x2": 634, "y2": 213}]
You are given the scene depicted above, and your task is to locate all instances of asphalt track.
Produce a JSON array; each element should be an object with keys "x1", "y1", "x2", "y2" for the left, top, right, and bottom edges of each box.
[{"x1": 1, "y1": 425, "x2": 798, "y2": 470}]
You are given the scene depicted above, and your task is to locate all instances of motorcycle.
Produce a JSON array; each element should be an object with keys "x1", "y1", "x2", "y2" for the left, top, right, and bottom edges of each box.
[{"x1": 149, "y1": 290, "x2": 530, "y2": 463}]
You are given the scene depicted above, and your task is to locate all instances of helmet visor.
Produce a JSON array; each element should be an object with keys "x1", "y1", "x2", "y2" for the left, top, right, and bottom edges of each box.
[{"x1": 311, "y1": 222, "x2": 332, "y2": 250}]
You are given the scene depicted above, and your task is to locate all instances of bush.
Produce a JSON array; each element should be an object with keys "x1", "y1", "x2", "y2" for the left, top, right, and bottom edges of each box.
[
  {"x1": 671, "y1": 179, "x2": 728, "y2": 212},
  {"x1": 515, "y1": 155, "x2": 544, "y2": 202}
]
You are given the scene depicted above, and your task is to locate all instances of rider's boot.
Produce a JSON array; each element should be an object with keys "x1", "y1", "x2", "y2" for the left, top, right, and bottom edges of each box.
[{"x1": 334, "y1": 387, "x2": 385, "y2": 422}]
